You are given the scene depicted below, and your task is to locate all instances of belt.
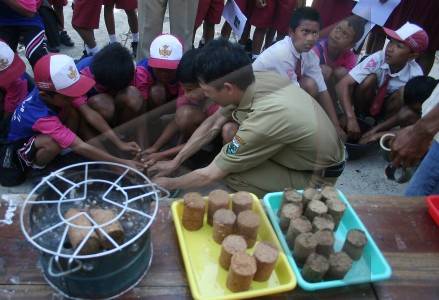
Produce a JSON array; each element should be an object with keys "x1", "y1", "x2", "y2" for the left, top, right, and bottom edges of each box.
[{"x1": 320, "y1": 161, "x2": 345, "y2": 178}]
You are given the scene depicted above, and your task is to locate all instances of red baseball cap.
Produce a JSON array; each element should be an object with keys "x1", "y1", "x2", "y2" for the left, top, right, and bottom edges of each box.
[
  {"x1": 384, "y1": 22, "x2": 429, "y2": 53},
  {"x1": 34, "y1": 53, "x2": 95, "y2": 98},
  {"x1": 149, "y1": 34, "x2": 183, "y2": 69},
  {"x1": 0, "y1": 40, "x2": 26, "y2": 88}
]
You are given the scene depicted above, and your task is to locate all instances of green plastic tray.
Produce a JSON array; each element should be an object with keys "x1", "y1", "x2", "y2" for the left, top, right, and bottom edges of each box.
[{"x1": 263, "y1": 190, "x2": 392, "y2": 291}]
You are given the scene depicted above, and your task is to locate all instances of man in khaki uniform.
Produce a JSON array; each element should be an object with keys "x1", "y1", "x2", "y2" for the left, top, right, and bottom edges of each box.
[{"x1": 151, "y1": 39, "x2": 345, "y2": 197}]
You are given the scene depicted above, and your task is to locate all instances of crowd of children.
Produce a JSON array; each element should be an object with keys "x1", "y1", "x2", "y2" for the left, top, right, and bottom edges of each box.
[{"x1": 0, "y1": 0, "x2": 438, "y2": 195}]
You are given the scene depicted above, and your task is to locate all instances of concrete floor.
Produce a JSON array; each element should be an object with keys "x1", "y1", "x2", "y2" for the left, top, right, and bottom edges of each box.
[{"x1": 6, "y1": 2, "x2": 439, "y2": 198}]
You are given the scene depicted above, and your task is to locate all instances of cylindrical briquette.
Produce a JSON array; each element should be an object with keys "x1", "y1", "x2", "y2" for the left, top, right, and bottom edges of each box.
[
  {"x1": 301, "y1": 253, "x2": 330, "y2": 282},
  {"x1": 342, "y1": 229, "x2": 367, "y2": 261},
  {"x1": 293, "y1": 232, "x2": 317, "y2": 267},
  {"x1": 302, "y1": 188, "x2": 321, "y2": 207},
  {"x1": 321, "y1": 186, "x2": 339, "y2": 202},
  {"x1": 89, "y1": 208, "x2": 124, "y2": 249},
  {"x1": 326, "y1": 251, "x2": 353, "y2": 280},
  {"x1": 226, "y1": 252, "x2": 257, "y2": 292},
  {"x1": 182, "y1": 192, "x2": 205, "y2": 231},
  {"x1": 219, "y1": 234, "x2": 247, "y2": 270},
  {"x1": 253, "y1": 241, "x2": 279, "y2": 281},
  {"x1": 326, "y1": 198, "x2": 346, "y2": 229},
  {"x1": 232, "y1": 191, "x2": 253, "y2": 216},
  {"x1": 304, "y1": 200, "x2": 328, "y2": 221},
  {"x1": 213, "y1": 209, "x2": 236, "y2": 244},
  {"x1": 237, "y1": 210, "x2": 260, "y2": 248},
  {"x1": 312, "y1": 214, "x2": 335, "y2": 232},
  {"x1": 286, "y1": 216, "x2": 312, "y2": 248},
  {"x1": 315, "y1": 230, "x2": 335, "y2": 258},
  {"x1": 64, "y1": 208, "x2": 100, "y2": 254},
  {"x1": 207, "y1": 189, "x2": 230, "y2": 226},
  {"x1": 280, "y1": 188, "x2": 303, "y2": 212},
  {"x1": 279, "y1": 203, "x2": 303, "y2": 232}
]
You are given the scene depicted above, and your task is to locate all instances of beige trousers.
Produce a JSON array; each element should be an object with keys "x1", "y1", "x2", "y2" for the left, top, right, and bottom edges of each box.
[
  {"x1": 224, "y1": 160, "x2": 338, "y2": 199},
  {"x1": 137, "y1": 0, "x2": 199, "y2": 60}
]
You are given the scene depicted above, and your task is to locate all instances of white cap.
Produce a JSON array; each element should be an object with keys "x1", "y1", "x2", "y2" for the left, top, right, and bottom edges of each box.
[
  {"x1": 0, "y1": 41, "x2": 15, "y2": 72},
  {"x1": 149, "y1": 34, "x2": 183, "y2": 69}
]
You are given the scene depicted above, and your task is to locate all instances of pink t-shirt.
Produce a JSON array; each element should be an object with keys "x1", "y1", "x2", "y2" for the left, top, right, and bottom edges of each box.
[
  {"x1": 312, "y1": 39, "x2": 357, "y2": 71},
  {"x1": 32, "y1": 116, "x2": 76, "y2": 149},
  {"x1": 2, "y1": 76, "x2": 28, "y2": 113}
]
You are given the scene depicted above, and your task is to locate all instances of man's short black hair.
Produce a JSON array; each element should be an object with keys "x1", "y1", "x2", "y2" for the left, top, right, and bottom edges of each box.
[
  {"x1": 404, "y1": 76, "x2": 438, "y2": 106},
  {"x1": 344, "y1": 15, "x2": 367, "y2": 44},
  {"x1": 176, "y1": 48, "x2": 199, "y2": 85},
  {"x1": 289, "y1": 7, "x2": 321, "y2": 31},
  {"x1": 195, "y1": 38, "x2": 254, "y2": 91},
  {"x1": 90, "y1": 43, "x2": 134, "y2": 92}
]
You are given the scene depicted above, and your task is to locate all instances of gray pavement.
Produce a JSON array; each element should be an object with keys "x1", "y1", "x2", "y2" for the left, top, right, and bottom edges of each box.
[{"x1": 6, "y1": 2, "x2": 438, "y2": 197}]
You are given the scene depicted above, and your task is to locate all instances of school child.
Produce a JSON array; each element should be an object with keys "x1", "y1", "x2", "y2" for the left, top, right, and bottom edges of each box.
[
  {"x1": 142, "y1": 48, "x2": 221, "y2": 164},
  {"x1": 194, "y1": 0, "x2": 224, "y2": 46},
  {"x1": 264, "y1": 0, "x2": 298, "y2": 49},
  {"x1": 253, "y1": 7, "x2": 345, "y2": 139},
  {"x1": 359, "y1": 76, "x2": 438, "y2": 144},
  {"x1": 136, "y1": 34, "x2": 184, "y2": 110},
  {"x1": 3, "y1": 53, "x2": 144, "y2": 184},
  {"x1": 0, "y1": 41, "x2": 30, "y2": 120},
  {"x1": 78, "y1": 43, "x2": 144, "y2": 126},
  {"x1": 220, "y1": 0, "x2": 252, "y2": 51},
  {"x1": 0, "y1": 0, "x2": 48, "y2": 66},
  {"x1": 312, "y1": 15, "x2": 365, "y2": 96},
  {"x1": 103, "y1": 0, "x2": 139, "y2": 57},
  {"x1": 336, "y1": 22, "x2": 428, "y2": 141},
  {"x1": 71, "y1": 0, "x2": 102, "y2": 58}
]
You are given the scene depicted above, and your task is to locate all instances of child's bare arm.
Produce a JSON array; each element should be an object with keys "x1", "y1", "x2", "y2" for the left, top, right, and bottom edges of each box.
[{"x1": 143, "y1": 120, "x2": 178, "y2": 155}]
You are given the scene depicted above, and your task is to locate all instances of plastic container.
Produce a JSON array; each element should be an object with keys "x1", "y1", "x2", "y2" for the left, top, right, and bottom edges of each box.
[
  {"x1": 171, "y1": 193, "x2": 296, "y2": 300},
  {"x1": 263, "y1": 190, "x2": 392, "y2": 291},
  {"x1": 426, "y1": 195, "x2": 439, "y2": 226}
]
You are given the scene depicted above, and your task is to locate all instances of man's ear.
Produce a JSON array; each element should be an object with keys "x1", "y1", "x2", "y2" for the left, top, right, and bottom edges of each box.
[{"x1": 223, "y1": 82, "x2": 236, "y2": 94}]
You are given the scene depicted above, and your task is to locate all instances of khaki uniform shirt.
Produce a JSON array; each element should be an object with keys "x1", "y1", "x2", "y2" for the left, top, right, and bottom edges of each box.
[{"x1": 214, "y1": 71, "x2": 345, "y2": 174}]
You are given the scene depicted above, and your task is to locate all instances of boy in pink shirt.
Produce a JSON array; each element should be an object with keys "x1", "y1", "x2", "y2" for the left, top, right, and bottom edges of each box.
[{"x1": 4, "y1": 53, "x2": 144, "y2": 185}]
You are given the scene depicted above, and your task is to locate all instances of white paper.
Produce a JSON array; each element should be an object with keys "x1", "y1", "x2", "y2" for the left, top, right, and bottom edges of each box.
[
  {"x1": 222, "y1": 0, "x2": 247, "y2": 39},
  {"x1": 352, "y1": 0, "x2": 401, "y2": 26}
]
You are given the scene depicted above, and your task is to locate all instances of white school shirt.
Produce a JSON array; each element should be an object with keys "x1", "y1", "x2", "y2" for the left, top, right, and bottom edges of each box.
[
  {"x1": 252, "y1": 36, "x2": 327, "y2": 93},
  {"x1": 421, "y1": 83, "x2": 439, "y2": 142},
  {"x1": 349, "y1": 50, "x2": 423, "y2": 94}
]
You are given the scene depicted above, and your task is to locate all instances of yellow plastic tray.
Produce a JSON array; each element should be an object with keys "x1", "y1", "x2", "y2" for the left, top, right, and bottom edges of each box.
[{"x1": 171, "y1": 193, "x2": 296, "y2": 300}]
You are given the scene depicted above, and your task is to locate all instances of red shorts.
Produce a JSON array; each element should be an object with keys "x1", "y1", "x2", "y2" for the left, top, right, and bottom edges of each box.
[
  {"x1": 272, "y1": 0, "x2": 297, "y2": 34},
  {"x1": 194, "y1": 0, "x2": 224, "y2": 29},
  {"x1": 72, "y1": 0, "x2": 103, "y2": 29},
  {"x1": 249, "y1": 0, "x2": 276, "y2": 28},
  {"x1": 48, "y1": 0, "x2": 67, "y2": 6},
  {"x1": 102, "y1": 0, "x2": 137, "y2": 10}
]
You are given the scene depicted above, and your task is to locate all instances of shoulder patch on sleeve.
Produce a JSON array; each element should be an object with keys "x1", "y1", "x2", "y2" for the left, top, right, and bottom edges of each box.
[{"x1": 226, "y1": 135, "x2": 245, "y2": 155}]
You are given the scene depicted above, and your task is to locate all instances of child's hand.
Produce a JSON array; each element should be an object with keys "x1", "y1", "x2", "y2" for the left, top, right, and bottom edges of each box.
[
  {"x1": 119, "y1": 141, "x2": 142, "y2": 156},
  {"x1": 123, "y1": 159, "x2": 146, "y2": 172}
]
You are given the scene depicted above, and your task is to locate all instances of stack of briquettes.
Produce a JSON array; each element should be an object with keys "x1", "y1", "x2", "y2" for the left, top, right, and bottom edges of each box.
[
  {"x1": 181, "y1": 190, "x2": 280, "y2": 292},
  {"x1": 278, "y1": 187, "x2": 367, "y2": 282}
]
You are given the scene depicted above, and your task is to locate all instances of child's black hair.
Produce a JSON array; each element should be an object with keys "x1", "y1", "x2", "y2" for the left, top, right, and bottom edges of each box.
[
  {"x1": 289, "y1": 7, "x2": 321, "y2": 31},
  {"x1": 344, "y1": 15, "x2": 367, "y2": 44},
  {"x1": 176, "y1": 48, "x2": 200, "y2": 85},
  {"x1": 90, "y1": 43, "x2": 134, "y2": 92},
  {"x1": 404, "y1": 76, "x2": 438, "y2": 106}
]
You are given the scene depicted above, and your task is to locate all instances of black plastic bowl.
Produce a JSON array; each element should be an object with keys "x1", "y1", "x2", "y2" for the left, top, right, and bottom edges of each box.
[{"x1": 345, "y1": 118, "x2": 378, "y2": 160}]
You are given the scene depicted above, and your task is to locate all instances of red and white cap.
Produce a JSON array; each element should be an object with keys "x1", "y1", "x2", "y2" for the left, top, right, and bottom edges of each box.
[
  {"x1": 149, "y1": 34, "x2": 183, "y2": 69},
  {"x1": 384, "y1": 22, "x2": 429, "y2": 53},
  {"x1": 0, "y1": 40, "x2": 25, "y2": 88},
  {"x1": 34, "y1": 53, "x2": 95, "y2": 98}
]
